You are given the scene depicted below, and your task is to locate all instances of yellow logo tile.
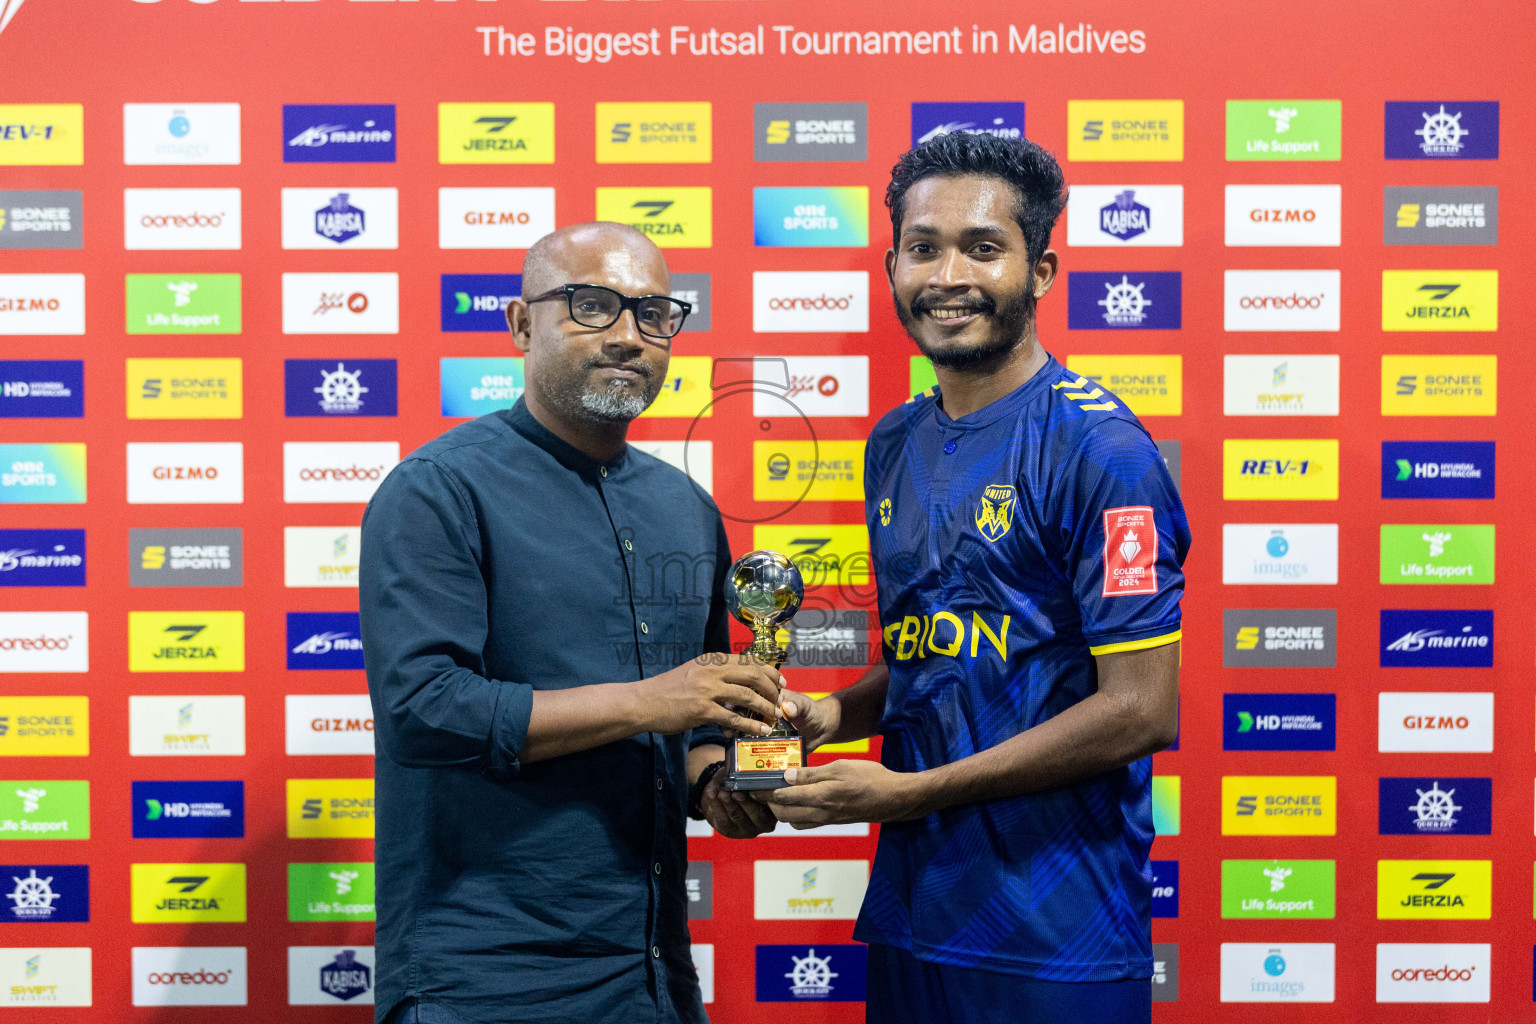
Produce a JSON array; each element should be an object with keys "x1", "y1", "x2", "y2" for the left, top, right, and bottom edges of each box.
[
  {"x1": 438, "y1": 103, "x2": 555, "y2": 164},
  {"x1": 1377, "y1": 859, "x2": 1490, "y2": 920},
  {"x1": 287, "y1": 778, "x2": 375, "y2": 839},
  {"x1": 1382, "y1": 270, "x2": 1497, "y2": 332},
  {"x1": 1223, "y1": 439, "x2": 1338, "y2": 500},
  {"x1": 0, "y1": 697, "x2": 87, "y2": 756},
  {"x1": 594, "y1": 187, "x2": 712, "y2": 248},
  {"x1": 126, "y1": 359, "x2": 243, "y2": 420},
  {"x1": 1381, "y1": 355, "x2": 1496, "y2": 416},
  {"x1": 128, "y1": 611, "x2": 245, "y2": 673},
  {"x1": 1067, "y1": 100, "x2": 1183, "y2": 162},
  {"x1": 131, "y1": 862, "x2": 246, "y2": 922},
  {"x1": 0, "y1": 105, "x2": 84, "y2": 166},
  {"x1": 595, "y1": 102, "x2": 710, "y2": 163},
  {"x1": 753, "y1": 441, "x2": 864, "y2": 502},
  {"x1": 1221, "y1": 775, "x2": 1336, "y2": 835},
  {"x1": 752, "y1": 525, "x2": 870, "y2": 589},
  {"x1": 639, "y1": 355, "x2": 712, "y2": 419},
  {"x1": 1066, "y1": 355, "x2": 1182, "y2": 416}
]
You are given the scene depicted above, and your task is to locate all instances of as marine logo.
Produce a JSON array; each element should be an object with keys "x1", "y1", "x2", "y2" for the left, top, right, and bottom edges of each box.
[{"x1": 973, "y1": 485, "x2": 1015, "y2": 542}]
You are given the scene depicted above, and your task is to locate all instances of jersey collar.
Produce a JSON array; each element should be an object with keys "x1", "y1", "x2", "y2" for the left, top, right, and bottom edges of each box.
[{"x1": 931, "y1": 351, "x2": 1064, "y2": 431}]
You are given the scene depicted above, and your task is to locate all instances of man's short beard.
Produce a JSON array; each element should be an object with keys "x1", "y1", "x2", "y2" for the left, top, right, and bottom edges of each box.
[
  {"x1": 579, "y1": 380, "x2": 651, "y2": 422},
  {"x1": 543, "y1": 353, "x2": 661, "y2": 425},
  {"x1": 898, "y1": 282, "x2": 1037, "y2": 371}
]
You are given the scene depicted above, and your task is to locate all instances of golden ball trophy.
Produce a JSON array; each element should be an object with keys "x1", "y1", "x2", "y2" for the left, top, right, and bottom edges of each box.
[{"x1": 722, "y1": 550, "x2": 805, "y2": 791}]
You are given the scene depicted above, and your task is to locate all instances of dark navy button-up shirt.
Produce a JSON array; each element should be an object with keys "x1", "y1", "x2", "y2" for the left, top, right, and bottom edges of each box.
[{"x1": 360, "y1": 399, "x2": 731, "y2": 1024}]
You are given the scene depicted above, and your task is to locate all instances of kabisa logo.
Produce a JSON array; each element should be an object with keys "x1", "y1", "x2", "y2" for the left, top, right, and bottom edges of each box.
[
  {"x1": 1380, "y1": 609, "x2": 1492, "y2": 668},
  {"x1": 1377, "y1": 860, "x2": 1491, "y2": 920},
  {"x1": 1066, "y1": 271, "x2": 1182, "y2": 329},
  {"x1": 1100, "y1": 189, "x2": 1150, "y2": 240},
  {"x1": 284, "y1": 359, "x2": 397, "y2": 418},
  {"x1": 440, "y1": 357, "x2": 524, "y2": 418},
  {"x1": 594, "y1": 187, "x2": 712, "y2": 248},
  {"x1": 0, "y1": 191, "x2": 82, "y2": 250},
  {"x1": 123, "y1": 103, "x2": 242, "y2": 166},
  {"x1": 1151, "y1": 860, "x2": 1178, "y2": 918},
  {"x1": 286, "y1": 612, "x2": 365, "y2": 671},
  {"x1": 595, "y1": 102, "x2": 711, "y2": 163},
  {"x1": 287, "y1": 946, "x2": 376, "y2": 1005},
  {"x1": 753, "y1": 187, "x2": 870, "y2": 247},
  {"x1": 0, "y1": 104, "x2": 84, "y2": 167},
  {"x1": 1384, "y1": 186, "x2": 1498, "y2": 246},
  {"x1": 1379, "y1": 778, "x2": 1491, "y2": 836},
  {"x1": 132, "y1": 781, "x2": 243, "y2": 839},
  {"x1": 1381, "y1": 271, "x2": 1497, "y2": 332},
  {"x1": 1222, "y1": 693, "x2": 1335, "y2": 751},
  {"x1": 1225, "y1": 100, "x2": 1343, "y2": 161},
  {"x1": 908, "y1": 102, "x2": 1024, "y2": 147},
  {"x1": 0, "y1": 360, "x2": 83, "y2": 418},
  {"x1": 1385, "y1": 102, "x2": 1499, "y2": 160},
  {"x1": 1219, "y1": 943, "x2": 1336, "y2": 1003},
  {"x1": 438, "y1": 103, "x2": 555, "y2": 164},
  {"x1": 1221, "y1": 776, "x2": 1336, "y2": 836},
  {"x1": 318, "y1": 949, "x2": 371, "y2": 1002},
  {"x1": 1223, "y1": 440, "x2": 1338, "y2": 501},
  {"x1": 440, "y1": 273, "x2": 521, "y2": 332},
  {"x1": 1068, "y1": 100, "x2": 1184, "y2": 161},
  {"x1": 127, "y1": 611, "x2": 245, "y2": 673},
  {"x1": 315, "y1": 192, "x2": 364, "y2": 244},
  {"x1": 1066, "y1": 185, "x2": 1184, "y2": 247},
  {"x1": 755, "y1": 102, "x2": 867, "y2": 162},
  {"x1": 4, "y1": 865, "x2": 87, "y2": 922},
  {"x1": 1381, "y1": 441, "x2": 1494, "y2": 500},
  {"x1": 282, "y1": 105, "x2": 395, "y2": 163},
  {"x1": 0, "y1": 530, "x2": 84, "y2": 587},
  {"x1": 131, "y1": 863, "x2": 246, "y2": 923},
  {"x1": 282, "y1": 187, "x2": 397, "y2": 250},
  {"x1": 755, "y1": 944, "x2": 867, "y2": 1002},
  {"x1": 1222, "y1": 610, "x2": 1335, "y2": 669}
]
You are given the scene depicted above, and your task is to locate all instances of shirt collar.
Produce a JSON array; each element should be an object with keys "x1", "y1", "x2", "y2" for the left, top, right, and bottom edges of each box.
[
  {"x1": 502, "y1": 397, "x2": 630, "y2": 479},
  {"x1": 932, "y1": 351, "x2": 1064, "y2": 430}
]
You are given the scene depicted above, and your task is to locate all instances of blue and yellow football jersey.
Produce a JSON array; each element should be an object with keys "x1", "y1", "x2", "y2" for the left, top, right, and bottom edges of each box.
[{"x1": 856, "y1": 354, "x2": 1190, "y2": 981}]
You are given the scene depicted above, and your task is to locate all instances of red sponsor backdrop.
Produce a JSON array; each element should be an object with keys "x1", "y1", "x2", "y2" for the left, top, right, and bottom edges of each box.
[{"x1": 1, "y1": 0, "x2": 1534, "y2": 1019}]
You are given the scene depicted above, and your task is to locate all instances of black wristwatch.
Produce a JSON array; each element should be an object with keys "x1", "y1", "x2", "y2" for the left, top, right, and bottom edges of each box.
[{"x1": 687, "y1": 760, "x2": 726, "y2": 820}]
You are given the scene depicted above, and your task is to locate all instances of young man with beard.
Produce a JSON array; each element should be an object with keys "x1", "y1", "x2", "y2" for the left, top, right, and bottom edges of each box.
[
  {"x1": 361, "y1": 222, "x2": 782, "y2": 1024},
  {"x1": 764, "y1": 134, "x2": 1189, "y2": 1022}
]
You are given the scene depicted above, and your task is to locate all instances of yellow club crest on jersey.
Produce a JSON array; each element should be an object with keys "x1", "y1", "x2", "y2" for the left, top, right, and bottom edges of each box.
[
  {"x1": 878, "y1": 497, "x2": 892, "y2": 526},
  {"x1": 974, "y1": 484, "x2": 1016, "y2": 543}
]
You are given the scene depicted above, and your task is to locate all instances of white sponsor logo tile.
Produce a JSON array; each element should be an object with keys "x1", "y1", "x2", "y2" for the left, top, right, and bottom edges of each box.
[
  {"x1": 753, "y1": 272, "x2": 869, "y2": 333},
  {"x1": 752, "y1": 356, "x2": 868, "y2": 417},
  {"x1": 1375, "y1": 943, "x2": 1489, "y2": 1003},
  {"x1": 631, "y1": 441, "x2": 712, "y2": 495},
  {"x1": 438, "y1": 188, "x2": 555, "y2": 249},
  {"x1": 286, "y1": 946, "x2": 374, "y2": 1006},
  {"x1": 129, "y1": 695, "x2": 246, "y2": 756},
  {"x1": 124, "y1": 189, "x2": 242, "y2": 250},
  {"x1": 281, "y1": 273, "x2": 399, "y2": 334},
  {"x1": 281, "y1": 188, "x2": 397, "y2": 250},
  {"x1": 1220, "y1": 943, "x2": 1335, "y2": 1002},
  {"x1": 123, "y1": 104, "x2": 242, "y2": 166},
  {"x1": 1223, "y1": 355, "x2": 1340, "y2": 416},
  {"x1": 692, "y1": 945, "x2": 714, "y2": 1004},
  {"x1": 0, "y1": 611, "x2": 88, "y2": 673},
  {"x1": 0, "y1": 947, "x2": 92, "y2": 1006},
  {"x1": 0, "y1": 274, "x2": 85, "y2": 335},
  {"x1": 753, "y1": 860, "x2": 868, "y2": 920},
  {"x1": 1378, "y1": 692, "x2": 1493, "y2": 753},
  {"x1": 132, "y1": 947, "x2": 247, "y2": 1006},
  {"x1": 283, "y1": 442, "x2": 398, "y2": 504},
  {"x1": 1224, "y1": 270, "x2": 1341, "y2": 331},
  {"x1": 284, "y1": 527, "x2": 362, "y2": 588},
  {"x1": 1222, "y1": 524, "x2": 1338, "y2": 585},
  {"x1": 1225, "y1": 185, "x2": 1342, "y2": 246},
  {"x1": 285, "y1": 695, "x2": 374, "y2": 755},
  {"x1": 126, "y1": 442, "x2": 244, "y2": 504},
  {"x1": 1066, "y1": 185, "x2": 1184, "y2": 247}
]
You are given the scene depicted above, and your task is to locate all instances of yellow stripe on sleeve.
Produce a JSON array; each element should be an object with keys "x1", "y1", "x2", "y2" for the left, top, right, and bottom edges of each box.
[{"x1": 1088, "y1": 630, "x2": 1182, "y2": 657}]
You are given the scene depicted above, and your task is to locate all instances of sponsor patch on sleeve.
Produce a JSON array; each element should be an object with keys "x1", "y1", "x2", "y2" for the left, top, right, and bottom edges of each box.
[{"x1": 1102, "y1": 505, "x2": 1159, "y2": 596}]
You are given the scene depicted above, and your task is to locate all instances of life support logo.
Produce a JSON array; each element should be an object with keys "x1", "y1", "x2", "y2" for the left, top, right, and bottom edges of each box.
[{"x1": 1102, "y1": 506, "x2": 1158, "y2": 596}]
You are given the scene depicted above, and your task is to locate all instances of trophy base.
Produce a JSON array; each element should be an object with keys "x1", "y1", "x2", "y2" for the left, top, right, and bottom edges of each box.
[{"x1": 723, "y1": 735, "x2": 804, "y2": 792}]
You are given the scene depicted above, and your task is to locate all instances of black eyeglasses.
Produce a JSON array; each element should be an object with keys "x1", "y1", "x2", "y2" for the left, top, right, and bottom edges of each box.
[{"x1": 526, "y1": 283, "x2": 692, "y2": 342}]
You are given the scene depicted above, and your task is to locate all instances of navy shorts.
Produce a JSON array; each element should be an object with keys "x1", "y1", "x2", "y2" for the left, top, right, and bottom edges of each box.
[{"x1": 865, "y1": 944, "x2": 1152, "y2": 1024}]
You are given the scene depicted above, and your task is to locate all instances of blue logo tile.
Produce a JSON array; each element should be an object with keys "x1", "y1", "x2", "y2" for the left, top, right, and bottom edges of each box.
[
  {"x1": 1222, "y1": 693, "x2": 1336, "y2": 751},
  {"x1": 0, "y1": 529, "x2": 85, "y2": 586},
  {"x1": 1379, "y1": 777, "x2": 1490, "y2": 835},
  {"x1": 756, "y1": 944, "x2": 866, "y2": 1002},
  {"x1": 0, "y1": 360, "x2": 83, "y2": 418},
  {"x1": 132, "y1": 781, "x2": 244, "y2": 839},
  {"x1": 1067, "y1": 271, "x2": 1181, "y2": 329},
  {"x1": 1380, "y1": 609, "x2": 1493, "y2": 668},
  {"x1": 1385, "y1": 102, "x2": 1498, "y2": 159},
  {"x1": 1151, "y1": 859, "x2": 1178, "y2": 918},
  {"x1": 1, "y1": 864, "x2": 88, "y2": 922},
  {"x1": 1381, "y1": 441, "x2": 1494, "y2": 499},
  {"x1": 287, "y1": 611, "x2": 365, "y2": 670},
  {"x1": 909, "y1": 102, "x2": 1025, "y2": 147},
  {"x1": 283, "y1": 105, "x2": 396, "y2": 163},
  {"x1": 440, "y1": 274, "x2": 520, "y2": 332},
  {"x1": 284, "y1": 359, "x2": 398, "y2": 417}
]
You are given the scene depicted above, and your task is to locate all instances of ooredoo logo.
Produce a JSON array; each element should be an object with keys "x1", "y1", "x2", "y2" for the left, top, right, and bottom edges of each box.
[
  {"x1": 1224, "y1": 270, "x2": 1340, "y2": 331},
  {"x1": 132, "y1": 947, "x2": 247, "y2": 1007},
  {"x1": 123, "y1": 189, "x2": 242, "y2": 250},
  {"x1": 127, "y1": 443, "x2": 244, "y2": 504},
  {"x1": 283, "y1": 442, "x2": 398, "y2": 504},
  {"x1": 753, "y1": 272, "x2": 868, "y2": 333},
  {"x1": 1375, "y1": 944, "x2": 1489, "y2": 1003},
  {"x1": 0, "y1": 612, "x2": 88, "y2": 672}
]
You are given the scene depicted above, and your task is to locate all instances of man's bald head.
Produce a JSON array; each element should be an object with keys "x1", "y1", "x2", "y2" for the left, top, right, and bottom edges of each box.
[{"x1": 521, "y1": 222, "x2": 667, "y2": 298}]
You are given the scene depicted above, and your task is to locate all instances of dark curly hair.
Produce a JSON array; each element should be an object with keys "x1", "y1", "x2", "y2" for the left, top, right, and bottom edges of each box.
[{"x1": 886, "y1": 133, "x2": 1067, "y2": 263}]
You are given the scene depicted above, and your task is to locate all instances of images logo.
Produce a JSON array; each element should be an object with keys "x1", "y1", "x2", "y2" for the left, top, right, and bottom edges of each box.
[
  {"x1": 124, "y1": 189, "x2": 242, "y2": 250},
  {"x1": 1224, "y1": 185, "x2": 1341, "y2": 246},
  {"x1": 1379, "y1": 778, "x2": 1491, "y2": 836},
  {"x1": 128, "y1": 611, "x2": 244, "y2": 673},
  {"x1": 1222, "y1": 776, "x2": 1336, "y2": 835},
  {"x1": 1376, "y1": 943, "x2": 1490, "y2": 1004},
  {"x1": 125, "y1": 274, "x2": 241, "y2": 335},
  {"x1": 1226, "y1": 100, "x2": 1341, "y2": 161},
  {"x1": 283, "y1": 360, "x2": 397, "y2": 418},
  {"x1": 286, "y1": 612, "x2": 364, "y2": 671},
  {"x1": 439, "y1": 187, "x2": 555, "y2": 249},
  {"x1": 1385, "y1": 102, "x2": 1499, "y2": 160},
  {"x1": 0, "y1": 273, "x2": 85, "y2": 335},
  {"x1": 280, "y1": 187, "x2": 397, "y2": 250},
  {"x1": 754, "y1": 187, "x2": 869, "y2": 247},
  {"x1": 0, "y1": 529, "x2": 84, "y2": 587},
  {"x1": 1223, "y1": 270, "x2": 1339, "y2": 331},
  {"x1": 1066, "y1": 355, "x2": 1182, "y2": 416},
  {"x1": 1377, "y1": 860, "x2": 1491, "y2": 920},
  {"x1": 123, "y1": 103, "x2": 241, "y2": 166},
  {"x1": 1222, "y1": 524, "x2": 1338, "y2": 585},
  {"x1": 909, "y1": 102, "x2": 1024, "y2": 147},
  {"x1": 1377, "y1": 692, "x2": 1493, "y2": 753},
  {"x1": 0, "y1": 780, "x2": 88, "y2": 839},
  {"x1": 283, "y1": 527, "x2": 360, "y2": 589},
  {"x1": 132, "y1": 781, "x2": 243, "y2": 839},
  {"x1": 440, "y1": 357, "x2": 523, "y2": 418},
  {"x1": 438, "y1": 103, "x2": 554, "y2": 164},
  {"x1": 1381, "y1": 355, "x2": 1496, "y2": 416},
  {"x1": 440, "y1": 273, "x2": 520, "y2": 332},
  {"x1": 130, "y1": 528, "x2": 241, "y2": 588},
  {"x1": 596, "y1": 102, "x2": 710, "y2": 163},
  {"x1": 3, "y1": 864, "x2": 87, "y2": 922},
  {"x1": 0, "y1": 104, "x2": 84, "y2": 166},
  {"x1": 282, "y1": 104, "x2": 394, "y2": 163},
  {"x1": 753, "y1": 271, "x2": 869, "y2": 333},
  {"x1": 1379, "y1": 524, "x2": 1494, "y2": 585},
  {"x1": 0, "y1": 697, "x2": 87, "y2": 756},
  {"x1": 288, "y1": 862, "x2": 375, "y2": 922},
  {"x1": 128, "y1": 695, "x2": 245, "y2": 757},
  {"x1": 286, "y1": 779, "x2": 374, "y2": 839},
  {"x1": 0, "y1": 612, "x2": 88, "y2": 674},
  {"x1": 1380, "y1": 609, "x2": 1492, "y2": 668},
  {"x1": 1220, "y1": 943, "x2": 1336, "y2": 1002},
  {"x1": 753, "y1": 860, "x2": 868, "y2": 920},
  {"x1": 1222, "y1": 859, "x2": 1335, "y2": 919},
  {"x1": 126, "y1": 359, "x2": 241, "y2": 420},
  {"x1": 1222, "y1": 693, "x2": 1335, "y2": 750},
  {"x1": 1381, "y1": 271, "x2": 1497, "y2": 332},
  {"x1": 1384, "y1": 186, "x2": 1498, "y2": 245},
  {"x1": 0, "y1": 190, "x2": 81, "y2": 249},
  {"x1": 284, "y1": 694, "x2": 373, "y2": 756},
  {"x1": 1066, "y1": 185, "x2": 1183, "y2": 247},
  {"x1": 1068, "y1": 100, "x2": 1183, "y2": 161},
  {"x1": 1223, "y1": 354, "x2": 1339, "y2": 416},
  {"x1": 288, "y1": 947, "x2": 374, "y2": 1005},
  {"x1": 131, "y1": 863, "x2": 246, "y2": 923},
  {"x1": 1066, "y1": 272, "x2": 1181, "y2": 329},
  {"x1": 131, "y1": 946, "x2": 247, "y2": 1008},
  {"x1": 281, "y1": 273, "x2": 399, "y2": 335},
  {"x1": 282, "y1": 441, "x2": 398, "y2": 504},
  {"x1": 594, "y1": 187, "x2": 712, "y2": 247},
  {"x1": 1223, "y1": 440, "x2": 1338, "y2": 501},
  {"x1": 0, "y1": 360, "x2": 82, "y2": 418},
  {"x1": 1381, "y1": 441, "x2": 1494, "y2": 499},
  {"x1": 756, "y1": 944, "x2": 867, "y2": 1002},
  {"x1": 756, "y1": 102, "x2": 867, "y2": 162}
]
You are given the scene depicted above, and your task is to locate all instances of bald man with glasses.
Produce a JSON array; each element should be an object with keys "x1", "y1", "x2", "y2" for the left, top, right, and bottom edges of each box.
[{"x1": 361, "y1": 222, "x2": 783, "y2": 1024}]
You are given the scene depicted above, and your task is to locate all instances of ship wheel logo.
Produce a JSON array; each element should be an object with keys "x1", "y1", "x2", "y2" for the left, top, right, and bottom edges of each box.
[
  {"x1": 7, "y1": 869, "x2": 60, "y2": 919},
  {"x1": 784, "y1": 948, "x2": 839, "y2": 997},
  {"x1": 1097, "y1": 275, "x2": 1152, "y2": 326},
  {"x1": 315, "y1": 362, "x2": 369, "y2": 414},
  {"x1": 1410, "y1": 781, "x2": 1461, "y2": 832},
  {"x1": 1415, "y1": 105, "x2": 1468, "y2": 155}
]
